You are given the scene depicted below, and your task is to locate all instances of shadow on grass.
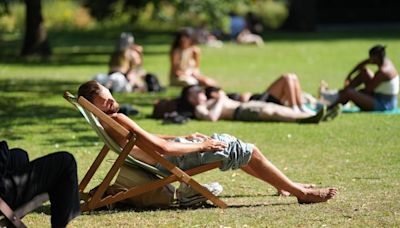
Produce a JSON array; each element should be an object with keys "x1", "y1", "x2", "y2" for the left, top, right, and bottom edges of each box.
[
  {"x1": 2, "y1": 27, "x2": 399, "y2": 66},
  {"x1": 0, "y1": 28, "x2": 172, "y2": 66},
  {"x1": 43, "y1": 135, "x2": 99, "y2": 148},
  {"x1": 0, "y1": 79, "x2": 84, "y2": 135},
  {"x1": 0, "y1": 79, "x2": 81, "y2": 95},
  {"x1": 33, "y1": 200, "x2": 295, "y2": 216}
]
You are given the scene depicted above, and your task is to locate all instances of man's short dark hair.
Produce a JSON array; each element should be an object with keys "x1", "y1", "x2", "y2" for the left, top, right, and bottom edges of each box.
[
  {"x1": 205, "y1": 86, "x2": 221, "y2": 99},
  {"x1": 77, "y1": 80, "x2": 102, "y2": 102},
  {"x1": 369, "y1": 44, "x2": 386, "y2": 60}
]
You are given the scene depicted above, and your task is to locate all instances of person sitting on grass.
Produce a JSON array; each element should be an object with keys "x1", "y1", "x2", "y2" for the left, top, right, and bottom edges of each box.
[
  {"x1": 107, "y1": 32, "x2": 147, "y2": 92},
  {"x1": 329, "y1": 44, "x2": 399, "y2": 111},
  {"x1": 180, "y1": 85, "x2": 341, "y2": 124},
  {"x1": 169, "y1": 28, "x2": 217, "y2": 87},
  {"x1": 77, "y1": 80, "x2": 338, "y2": 204}
]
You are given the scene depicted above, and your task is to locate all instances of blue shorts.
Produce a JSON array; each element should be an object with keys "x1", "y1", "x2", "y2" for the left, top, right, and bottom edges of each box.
[{"x1": 373, "y1": 93, "x2": 398, "y2": 111}]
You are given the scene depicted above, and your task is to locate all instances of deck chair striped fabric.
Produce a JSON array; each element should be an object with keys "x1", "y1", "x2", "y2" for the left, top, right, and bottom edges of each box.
[
  {"x1": 0, "y1": 193, "x2": 49, "y2": 228},
  {"x1": 63, "y1": 91, "x2": 227, "y2": 211}
]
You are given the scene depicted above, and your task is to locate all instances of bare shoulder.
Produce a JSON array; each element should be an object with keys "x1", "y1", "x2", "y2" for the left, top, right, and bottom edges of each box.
[
  {"x1": 380, "y1": 59, "x2": 398, "y2": 78},
  {"x1": 192, "y1": 46, "x2": 201, "y2": 54}
]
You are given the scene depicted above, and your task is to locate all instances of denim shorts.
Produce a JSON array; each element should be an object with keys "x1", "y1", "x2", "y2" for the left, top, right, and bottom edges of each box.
[
  {"x1": 155, "y1": 134, "x2": 254, "y2": 174},
  {"x1": 373, "y1": 93, "x2": 398, "y2": 111}
]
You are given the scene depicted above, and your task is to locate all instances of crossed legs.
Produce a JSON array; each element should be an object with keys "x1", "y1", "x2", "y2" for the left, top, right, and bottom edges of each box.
[{"x1": 241, "y1": 147, "x2": 337, "y2": 203}]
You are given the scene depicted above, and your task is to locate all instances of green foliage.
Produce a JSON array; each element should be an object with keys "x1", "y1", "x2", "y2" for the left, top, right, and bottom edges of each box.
[
  {"x1": 250, "y1": 0, "x2": 289, "y2": 29},
  {"x1": 0, "y1": 0, "x2": 96, "y2": 33},
  {"x1": 0, "y1": 2, "x2": 23, "y2": 33}
]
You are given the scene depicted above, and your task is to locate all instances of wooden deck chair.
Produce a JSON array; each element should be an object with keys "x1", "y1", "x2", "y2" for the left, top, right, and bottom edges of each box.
[
  {"x1": 0, "y1": 193, "x2": 49, "y2": 228},
  {"x1": 63, "y1": 91, "x2": 227, "y2": 211}
]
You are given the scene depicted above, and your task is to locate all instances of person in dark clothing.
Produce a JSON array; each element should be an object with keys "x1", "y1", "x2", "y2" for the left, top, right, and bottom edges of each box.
[{"x1": 0, "y1": 141, "x2": 80, "y2": 227}]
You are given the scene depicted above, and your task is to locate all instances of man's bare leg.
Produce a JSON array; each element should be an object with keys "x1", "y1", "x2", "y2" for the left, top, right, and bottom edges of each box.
[
  {"x1": 329, "y1": 67, "x2": 374, "y2": 109},
  {"x1": 241, "y1": 147, "x2": 337, "y2": 203},
  {"x1": 242, "y1": 165, "x2": 316, "y2": 196},
  {"x1": 346, "y1": 67, "x2": 374, "y2": 89},
  {"x1": 291, "y1": 74, "x2": 304, "y2": 107},
  {"x1": 259, "y1": 103, "x2": 316, "y2": 122},
  {"x1": 266, "y1": 76, "x2": 287, "y2": 103},
  {"x1": 267, "y1": 74, "x2": 299, "y2": 107}
]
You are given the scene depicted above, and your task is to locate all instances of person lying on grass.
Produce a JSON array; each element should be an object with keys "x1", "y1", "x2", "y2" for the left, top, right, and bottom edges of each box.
[
  {"x1": 179, "y1": 85, "x2": 341, "y2": 124},
  {"x1": 77, "y1": 80, "x2": 337, "y2": 204},
  {"x1": 206, "y1": 73, "x2": 325, "y2": 115}
]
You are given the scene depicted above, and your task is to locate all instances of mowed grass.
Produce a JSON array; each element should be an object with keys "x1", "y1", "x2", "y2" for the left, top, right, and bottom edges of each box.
[{"x1": 0, "y1": 28, "x2": 400, "y2": 227}]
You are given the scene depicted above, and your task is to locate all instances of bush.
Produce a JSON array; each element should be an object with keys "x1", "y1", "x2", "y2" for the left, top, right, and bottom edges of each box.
[
  {"x1": 0, "y1": 0, "x2": 95, "y2": 33},
  {"x1": 250, "y1": 0, "x2": 289, "y2": 29}
]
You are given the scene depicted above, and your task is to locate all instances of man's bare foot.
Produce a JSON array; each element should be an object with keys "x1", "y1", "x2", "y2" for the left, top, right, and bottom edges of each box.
[
  {"x1": 277, "y1": 183, "x2": 316, "y2": 197},
  {"x1": 297, "y1": 188, "x2": 338, "y2": 204}
]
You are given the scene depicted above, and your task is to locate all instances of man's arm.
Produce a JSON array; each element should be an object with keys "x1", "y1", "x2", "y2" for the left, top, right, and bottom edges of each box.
[
  {"x1": 157, "y1": 132, "x2": 210, "y2": 140},
  {"x1": 346, "y1": 59, "x2": 371, "y2": 82},
  {"x1": 113, "y1": 114, "x2": 226, "y2": 156},
  {"x1": 364, "y1": 71, "x2": 389, "y2": 92},
  {"x1": 195, "y1": 96, "x2": 225, "y2": 122}
]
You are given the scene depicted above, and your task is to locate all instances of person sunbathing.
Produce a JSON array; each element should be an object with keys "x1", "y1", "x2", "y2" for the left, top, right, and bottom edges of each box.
[
  {"x1": 207, "y1": 73, "x2": 319, "y2": 115},
  {"x1": 107, "y1": 32, "x2": 147, "y2": 92},
  {"x1": 179, "y1": 85, "x2": 341, "y2": 123},
  {"x1": 329, "y1": 44, "x2": 399, "y2": 111},
  {"x1": 77, "y1": 80, "x2": 337, "y2": 204},
  {"x1": 169, "y1": 28, "x2": 217, "y2": 87}
]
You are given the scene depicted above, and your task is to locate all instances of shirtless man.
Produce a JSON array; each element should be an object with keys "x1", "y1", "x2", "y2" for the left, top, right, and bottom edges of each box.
[
  {"x1": 77, "y1": 80, "x2": 337, "y2": 204},
  {"x1": 181, "y1": 85, "x2": 330, "y2": 123}
]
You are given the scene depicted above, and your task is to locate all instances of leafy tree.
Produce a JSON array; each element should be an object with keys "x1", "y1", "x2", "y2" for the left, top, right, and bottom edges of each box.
[{"x1": 84, "y1": 0, "x2": 247, "y2": 28}]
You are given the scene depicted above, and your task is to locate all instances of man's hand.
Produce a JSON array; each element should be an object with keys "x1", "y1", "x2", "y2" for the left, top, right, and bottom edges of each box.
[
  {"x1": 201, "y1": 138, "x2": 228, "y2": 151},
  {"x1": 186, "y1": 132, "x2": 210, "y2": 140},
  {"x1": 344, "y1": 78, "x2": 350, "y2": 87}
]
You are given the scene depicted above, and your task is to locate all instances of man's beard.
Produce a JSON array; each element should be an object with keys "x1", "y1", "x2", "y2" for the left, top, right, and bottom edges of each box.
[{"x1": 105, "y1": 103, "x2": 120, "y2": 114}]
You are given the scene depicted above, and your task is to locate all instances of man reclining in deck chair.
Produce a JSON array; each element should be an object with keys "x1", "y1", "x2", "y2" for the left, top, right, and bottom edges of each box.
[
  {"x1": 0, "y1": 141, "x2": 80, "y2": 227},
  {"x1": 77, "y1": 80, "x2": 338, "y2": 204}
]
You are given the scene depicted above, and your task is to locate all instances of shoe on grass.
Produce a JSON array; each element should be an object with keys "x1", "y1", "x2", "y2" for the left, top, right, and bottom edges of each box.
[
  {"x1": 323, "y1": 104, "x2": 342, "y2": 121},
  {"x1": 298, "y1": 105, "x2": 326, "y2": 124}
]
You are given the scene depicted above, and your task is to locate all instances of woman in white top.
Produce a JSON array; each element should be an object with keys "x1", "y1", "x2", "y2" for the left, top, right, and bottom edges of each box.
[
  {"x1": 330, "y1": 45, "x2": 399, "y2": 111},
  {"x1": 169, "y1": 28, "x2": 217, "y2": 87}
]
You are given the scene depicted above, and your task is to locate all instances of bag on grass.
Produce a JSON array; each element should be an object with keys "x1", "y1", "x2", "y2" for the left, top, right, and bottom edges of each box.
[
  {"x1": 106, "y1": 164, "x2": 175, "y2": 209},
  {"x1": 152, "y1": 98, "x2": 179, "y2": 119},
  {"x1": 145, "y1": 73, "x2": 165, "y2": 92}
]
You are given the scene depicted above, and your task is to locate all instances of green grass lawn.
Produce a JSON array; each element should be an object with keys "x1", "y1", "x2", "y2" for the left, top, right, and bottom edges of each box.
[{"x1": 1, "y1": 28, "x2": 400, "y2": 227}]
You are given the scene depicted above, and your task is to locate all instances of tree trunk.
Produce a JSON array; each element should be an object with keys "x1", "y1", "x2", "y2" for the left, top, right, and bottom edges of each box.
[{"x1": 20, "y1": 0, "x2": 51, "y2": 57}]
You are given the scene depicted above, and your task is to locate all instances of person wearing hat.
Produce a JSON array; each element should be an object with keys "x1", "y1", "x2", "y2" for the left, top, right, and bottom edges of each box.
[{"x1": 329, "y1": 44, "x2": 399, "y2": 111}]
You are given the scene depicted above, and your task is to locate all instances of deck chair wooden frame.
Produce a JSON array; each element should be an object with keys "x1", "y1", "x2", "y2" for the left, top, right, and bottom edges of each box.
[
  {"x1": 63, "y1": 91, "x2": 227, "y2": 211},
  {"x1": 0, "y1": 193, "x2": 49, "y2": 228}
]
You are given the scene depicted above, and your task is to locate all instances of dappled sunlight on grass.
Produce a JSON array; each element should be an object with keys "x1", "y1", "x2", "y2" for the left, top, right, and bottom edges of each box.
[{"x1": 0, "y1": 28, "x2": 399, "y2": 227}]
